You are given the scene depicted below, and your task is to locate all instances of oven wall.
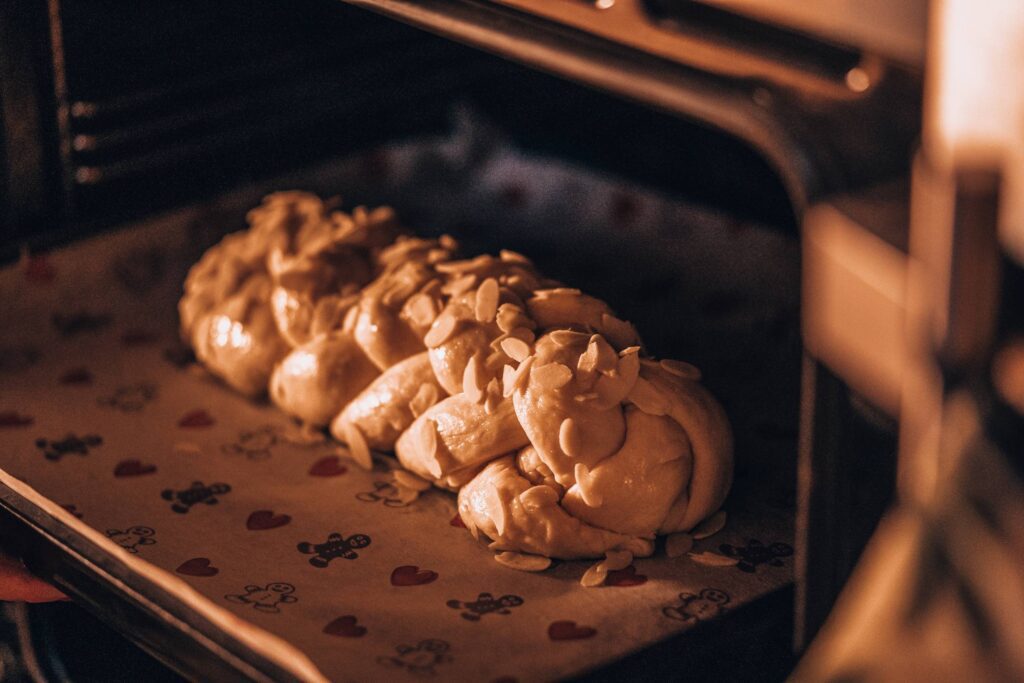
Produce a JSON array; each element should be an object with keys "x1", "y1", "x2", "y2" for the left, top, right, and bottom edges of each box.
[{"x1": 0, "y1": 0, "x2": 795, "y2": 263}]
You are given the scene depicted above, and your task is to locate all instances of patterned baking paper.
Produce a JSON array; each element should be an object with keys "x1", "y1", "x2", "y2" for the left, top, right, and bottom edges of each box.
[{"x1": 0, "y1": 120, "x2": 797, "y2": 682}]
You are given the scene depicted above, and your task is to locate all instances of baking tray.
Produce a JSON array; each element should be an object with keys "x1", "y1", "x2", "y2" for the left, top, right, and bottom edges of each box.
[{"x1": 0, "y1": 114, "x2": 799, "y2": 681}]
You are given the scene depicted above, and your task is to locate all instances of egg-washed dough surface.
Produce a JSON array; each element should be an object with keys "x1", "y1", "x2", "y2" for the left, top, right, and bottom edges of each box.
[{"x1": 0, "y1": 123, "x2": 796, "y2": 681}]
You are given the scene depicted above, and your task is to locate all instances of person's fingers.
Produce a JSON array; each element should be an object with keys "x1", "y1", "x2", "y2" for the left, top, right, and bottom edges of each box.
[{"x1": 0, "y1": 553, "x2": 68, "y2": 603}]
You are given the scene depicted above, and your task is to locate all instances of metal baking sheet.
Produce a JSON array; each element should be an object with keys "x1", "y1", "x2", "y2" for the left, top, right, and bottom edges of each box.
[{"x1": 0, "y1": 116, "x2": 798, "y2": 681}]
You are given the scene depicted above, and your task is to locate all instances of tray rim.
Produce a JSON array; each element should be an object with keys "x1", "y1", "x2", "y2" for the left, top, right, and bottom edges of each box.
[{"x1": 0, "y1": 468, "x2": 328, "y2": 683}]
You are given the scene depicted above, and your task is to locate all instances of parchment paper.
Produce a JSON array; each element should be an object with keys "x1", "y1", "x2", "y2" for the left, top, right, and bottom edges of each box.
[{"x1": 0, "y1": 116, "x2": 797, "y2": 681}]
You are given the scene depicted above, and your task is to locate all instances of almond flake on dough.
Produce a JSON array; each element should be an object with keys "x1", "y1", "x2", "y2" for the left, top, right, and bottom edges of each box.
[
  {"x1": 495, "y1": 552, "x2": 551, "y2": 572},
  {"x1": 687, "y1": 551, "x2": 739, "y2": 567}
]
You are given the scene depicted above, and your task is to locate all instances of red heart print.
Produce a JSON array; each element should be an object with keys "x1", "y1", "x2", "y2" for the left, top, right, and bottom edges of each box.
[
  {"x1": 390, "y1": 565, "x2": 438, "y2": 586},
  {"x1": 59, "y1": 368, "x2": 93, "y2": 385},
  {"x1": 246, "y1": 510, "x2": 291, "y2": 531},
  {"x1": 176, "y1": 557, "x2": 219, "y2": 577},
  {"x1": 449, "y1": 514, "x2": 466, "y2": 528},
  {"x1": 323, "y1": 615, "x2": 367, "y2": 638},
  {"x1": 178, "y1": 410, "x2": 214, "y2": 428},
  {"x1": 114, "y1": 459, "x2": 157, "y2": 477},
  {"x1": 308, "y1": 456, "x2": 347, "y2": 477},
  {"x1": 604, "y1": 565, "x2": 648, "y2": 587},
  {"x1": 0, "y1": 412, "x2": 33, "y2": 428},
  {"x1": 548, "y1": 621, "x2": 597, "y2": 641}
]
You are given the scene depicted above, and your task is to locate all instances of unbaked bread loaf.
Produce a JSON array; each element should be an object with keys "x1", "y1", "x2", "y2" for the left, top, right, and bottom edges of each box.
[{"x1": 180, "y1": 193, "x2": 733, "y2": 561}]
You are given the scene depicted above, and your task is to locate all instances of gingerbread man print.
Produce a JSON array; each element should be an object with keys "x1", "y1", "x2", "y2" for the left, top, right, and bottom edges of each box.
[
  {"x1": 297, "y1": 532, "x2": 371, "y2": 568},
  {"x1": 446, "y1": 592, "x2": 524, "y2": 621},
  {"x1": 221, "y1": 425, "x2": 278, "y2": 460},
  {"x1": 663, "y1": 588, "x2": 731, "y2": 624},
  {"x1": 161, "y1": 481, "x2": 231, "y2": 513},
  {"x1": 378, "y1": 639, "x2": 453, "y2": 677},
  {"x1": 98, "y1": 382, "x2": 157, "y2": 412},
  {"x1": 225, "y1": 583, "x2": 297, "y2": 613},
  {"x1": 356, "y1": 480, "x2": 413, "y2": 507},
  {"x1": 36, "y1": 434, "x2": 102, "y2": 461},
  {"x1": 718, "y1": 539, "x2": 794, "y2": 573},
  {"x1": 106, "y1": 526, "x2": 156, "y2": 554}
]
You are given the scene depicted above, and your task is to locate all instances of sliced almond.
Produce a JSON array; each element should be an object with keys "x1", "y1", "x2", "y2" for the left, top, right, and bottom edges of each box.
[
  {"x1": 578, "y1": 340, "x2": 599, "y2": 374},
  {"x1": 423, "y1": 453, "x2": 443, "y2": 480},
  {"x1": 692, "y1": 510, "x2": 727, "y2": 540},
  {"x1": 508, "y1": 326, "x2": 536, "y2": 343},
  {"x1": 496, "y1": 304, "x2": 535, "y2": 333},
  {"x1": 424, "y1": 311, "x2": 457, "y2": 348},
  {"x1": 341, "y1": 301, "x2": 360, "y2": 333},
  {"x1": 490, "y1": 334, "x2": 509, "y2": 352},
  {"x1": 580, "y1": 561, "x2": 609, "y2": 587},
  {"x1": 536, "y1": 287, "x2": 582, "y2": 298},
  {"x1": 474, "y1": 277, "x2": 500, "y2": 323},
  {"x1": 442, "y1": 273, "x2": 477, "y2": 297},
  {"x1": 406, "y1": 292, "x2": 439, "y2": 328},
  {"x1": 660, "y1": 358, "x2": 702, "y2": 380},
  {"x1": 174, "y1": 441, "x2": 203, "y2": 456},
  {"x1": 591, "y1": 335, "x2": 618, "y2": 373},
  {"x1": 550, "y1": 329, "x2": 589, "y2": 347},
  {"x1": 600, "y1": 313, "x2": 639, "y2": 349},
  {"x1": 505, "y1": 356, "x2": 535, "y2": 396},
  {"x1": 499, "y1": 249, "x2": 532, "y2": 265},
  {"x1": 495, "y1": 305, "x2": 518, "y2": 333},
  {"x1": 342, "y1": 422, "x2": 373, "y2": 471},
  {"x1": 420, "y1": 419, "x2": 439, "y2": 456},
  {"x1": 409, "y1": 383, "x2": 440, "y2": 418},
  {"x1": 687, "y1": 551, "x2": 739, "y2": 567},
  {"x1": 665, "y1": 533, "x2": 694, "y2": 558},
  {"x1": 500, "y1": 337, "x2": 531, "y2": 362},
  {"x1": 519, "y1": 485, "x2": 559, "y2": 511},
  {"x1": 393, "y1": 469, "x2": 432, "y2": 492},
  {"x1": 495, "y1": 551, "x2": 551, "y2": 572},
  {"x1": 462, "y1": 354, "x2": 485, "y2": 403},
  {"x1": 559, "y1": 418, "x2": 582, "y2": 458},
  {"x1": 603, "y1": 550, "x2": 633, "y2": 571},
  {"x1": 533, "y1": 362, "x2": 573, "y2": 391},
  {"x1": 504, "y1": 274, "x2": 525, "y2": 290},
  {"x1": 436, "y1": 256, "x2": 489, "y2": 274},
  {"x1": 502, "y1": 364, "x2": 517, "y2": 397},
  {"x1": 573, "y1": 463, "x2": 603, "y2": 507},
  {"x1": 427, "y1": 249, "x2": 450, "y2": 264}
]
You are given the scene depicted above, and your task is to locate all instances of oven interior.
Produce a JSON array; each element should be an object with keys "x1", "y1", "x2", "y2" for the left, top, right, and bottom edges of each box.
[{"x1": 0, "y1": 1, "x2": 903, "y2": 679}]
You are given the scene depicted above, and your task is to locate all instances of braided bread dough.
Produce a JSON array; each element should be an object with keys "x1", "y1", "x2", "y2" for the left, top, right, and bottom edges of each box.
[{"x1": 180, "y1": 195, "x2": 733, "y2": 561}]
